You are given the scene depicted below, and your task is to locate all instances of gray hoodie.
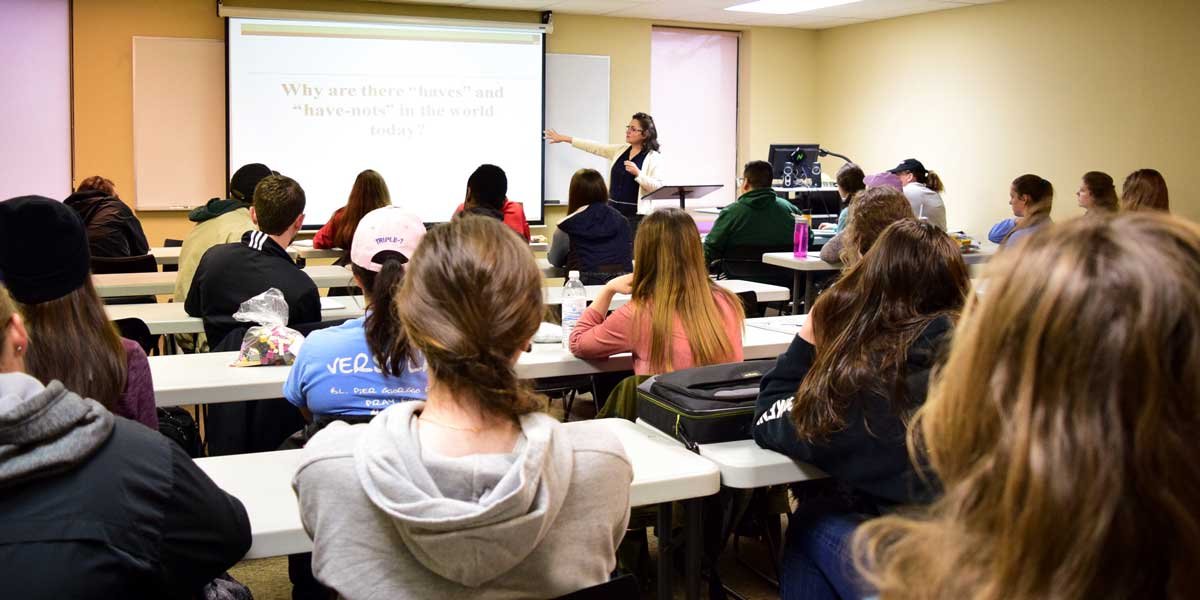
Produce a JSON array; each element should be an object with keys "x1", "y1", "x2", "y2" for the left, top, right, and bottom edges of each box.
[
  {"x1": 294, "y1": 401, "x2": 633, "y2": 599},
  {"x1": 0, "y1": 372, "x2": 113, "y2": 487}
]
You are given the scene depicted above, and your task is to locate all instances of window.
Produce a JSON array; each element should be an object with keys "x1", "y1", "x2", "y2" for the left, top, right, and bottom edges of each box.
[{"x1": 650, "y1": 27, "x2": 740, "y2": 208}]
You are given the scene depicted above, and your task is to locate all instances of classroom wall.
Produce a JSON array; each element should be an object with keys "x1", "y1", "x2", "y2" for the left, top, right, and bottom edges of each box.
[
  {"x1": 814, "y1": 0, "x2": 1200, "y2": 238},
  {"x1": 70, "y1": 1, "x2": 818, "y2": 245}
]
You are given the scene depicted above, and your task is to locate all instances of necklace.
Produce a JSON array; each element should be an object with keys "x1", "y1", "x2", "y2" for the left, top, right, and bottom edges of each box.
[{"x1": 418, "y1": 413, "x2": 484, "y2": 433}]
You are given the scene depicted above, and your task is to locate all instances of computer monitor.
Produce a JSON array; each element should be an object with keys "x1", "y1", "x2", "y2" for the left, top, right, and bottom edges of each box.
[{"x1": 767, "y1": 144, "x2": 821, "y2": 188}]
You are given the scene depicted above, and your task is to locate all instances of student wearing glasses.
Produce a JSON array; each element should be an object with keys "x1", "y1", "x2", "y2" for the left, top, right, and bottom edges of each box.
[{"x1": 545, "y1": 113, "x2": 664, "y2": 236}]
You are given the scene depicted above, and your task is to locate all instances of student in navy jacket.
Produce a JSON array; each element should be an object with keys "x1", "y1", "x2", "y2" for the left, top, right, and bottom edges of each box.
[
  {"x1": 753, "y1": 220, "x2": 969, "y2": 600},
  {"x1": 547, "y1": 169, "x2": 633, "y2": 285}
]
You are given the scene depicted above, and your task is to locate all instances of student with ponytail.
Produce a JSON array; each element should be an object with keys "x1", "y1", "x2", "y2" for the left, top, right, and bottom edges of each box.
[
  {"x1": 294, "y1": 215, "x2": 633, "y2": 599},
  {"x1": 988, "y1": 174, "x2": 1054, "y2": 247},
  {"x1": 285, "y1": 207, "x2": 429, "y2": 428},
  {"x1": 888, "y1": 158, "x2": 947, "y2": 230}
]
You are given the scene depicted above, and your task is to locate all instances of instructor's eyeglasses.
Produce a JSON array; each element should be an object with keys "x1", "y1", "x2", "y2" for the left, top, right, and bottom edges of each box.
[{"x1": 625, "y1": 126, "x2": 644, "y2": 133}]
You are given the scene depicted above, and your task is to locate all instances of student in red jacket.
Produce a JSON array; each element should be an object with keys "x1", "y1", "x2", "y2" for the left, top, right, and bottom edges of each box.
[
  {"x1": 312, "y1": 169, "x2": 392, "y2": 252},
  {"x1": 453, "y1": 164, "x2": 531, "y2": 241}
]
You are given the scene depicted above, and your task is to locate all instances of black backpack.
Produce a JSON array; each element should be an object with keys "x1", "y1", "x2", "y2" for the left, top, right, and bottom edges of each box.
[
  {"x1": 636, "y1": 360, "x2": 772, "y2": 449},
  {"x1": 157, "y1": 407, "x2": 203, "y2": 458}
]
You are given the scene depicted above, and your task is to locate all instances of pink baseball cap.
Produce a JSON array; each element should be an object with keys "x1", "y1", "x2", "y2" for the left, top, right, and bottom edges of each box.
[
  {"x1": 350, "y1": 207, "x2": 427, "y2": 272},
  {"x1": 864, "y1": 171, "x2": 903, "y2": 191}
]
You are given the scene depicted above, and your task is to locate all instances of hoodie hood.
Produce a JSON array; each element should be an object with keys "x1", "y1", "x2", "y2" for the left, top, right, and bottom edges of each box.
[
  {"x1": 63, "y1": 189, "x2": 123, "y2": 224},
  {"x1": 353, "y1": 401, "x2": 573, "y2": 587},
  {"x1": 558, "y1": 203, "x2": 626, "y2": 243},
  {"x1": 188, "y1": 197, "x2": 251, "y2": 223},
  {"x1": 737, "y1": 187, "x2": 783, "y2": 209},
  {"x1": 0, "y1": 373, "x2": 114, "y2": 488}
]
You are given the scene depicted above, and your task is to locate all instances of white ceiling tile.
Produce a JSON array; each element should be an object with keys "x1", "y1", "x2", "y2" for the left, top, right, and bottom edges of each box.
[
  {"x1": 603, "y1": 3, "x2": 699, "y2": 20},
  {"x1": 544, "y1": 0, "x2": 647, "y2": 14}
]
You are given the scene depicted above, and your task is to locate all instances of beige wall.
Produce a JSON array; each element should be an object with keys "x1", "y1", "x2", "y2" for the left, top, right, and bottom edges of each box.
[
  {"x1": 814, "y1": 0, "x2": 1200, "y2": 237},
  {"x1": 70, "y1": 2, "x2": 818, "y2": 244}
]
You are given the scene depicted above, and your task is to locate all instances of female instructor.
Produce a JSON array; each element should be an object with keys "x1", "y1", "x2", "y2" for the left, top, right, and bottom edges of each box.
[{"x1": 545, "y1": 112, "x2": 664, "y2": 235}]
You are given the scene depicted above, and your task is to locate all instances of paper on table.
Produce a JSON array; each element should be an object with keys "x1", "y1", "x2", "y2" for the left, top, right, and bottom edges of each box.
[
  {"x1": 319, "y1": 297, "x2": 344, "y2": 311},
  {"x1": 745, "y1": 315, "x2": 806, "y2": 336}
]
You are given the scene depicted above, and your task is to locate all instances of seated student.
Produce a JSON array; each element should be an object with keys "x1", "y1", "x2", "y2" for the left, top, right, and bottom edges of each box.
[
  {"x1": 1121, "y1": 168, "x2": 1170, "y2": 213},
  {"x1": 570, "y1": 208, "x2": 745, "y2": 375},
  {"x1": 888, "y1": 158, "x2": 947, "y2": 230},
  {"x1": 0, "y1": 282, "x2": 252, "y2": 598},
  {"x1": 855, "y1": 214, "x2": 1200, "y2": 599},
  {"x1": 312, "y1": 169, "x2": 392, "y2": 251},
  {"x1": 63, "y1": 175, "x2": 150, "y2": 258},
  {"x1": 547, "y1": 168, "x2": 633, "y2": 285},
  {"x1": 285, "y1": 207, "x2": 429, "y2": 428},
  {"x1": 754, "y1": 220, "x2": 970, "y2": 600},
  {"x1": 453, "y1": 164, "x2": 531, "y2": 241},
  {"x1": 989, "y1": 174, "x2": 1053, "y2": 247},
  {"x1": 819, "y1": 186, "x2": 915, "y2": 265},
  {"x1": 294, "y1": 215, "x2": 633, "y2": 599},
  {"x1": 175, "y1": 163, "x2": 273, "y2": 302},
  {"x1": 704, "y1": 160, "x2": 800, "y2": 262},
  {"x1": 186, "y1": 174, "x2": 321, "y2": 346},
  {"x1": 1077, "y1": 170, "x2": 1119, "y2": 216},
  {"x1": 819, "y1": 163, "x2": 867, "y2": 233},
  {"x1": 0, "y1": 196, "x2": 156, "y2": 429}
]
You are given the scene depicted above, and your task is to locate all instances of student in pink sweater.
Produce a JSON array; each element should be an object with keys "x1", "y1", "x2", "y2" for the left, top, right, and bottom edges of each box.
[{"x1": 569, "y1": 208, "x2": 744, "y2": 375}]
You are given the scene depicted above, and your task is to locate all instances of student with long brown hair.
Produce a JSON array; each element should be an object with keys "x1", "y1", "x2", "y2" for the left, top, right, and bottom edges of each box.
[
  {"x1": 754, "y1": 220, "x2": 970, "y2": 600},
  {"x1": 987, "y1": 173, "x2": 1054, "y2": 247},
  {"x1": 820, "y1": 186, "x2": 915, "y2": 265},
  {"x1": 855, "y1": 214, "x2": 1200, "y2": 600},
  {"x1": 0, "y1": 196, "x2": 156, "y2": 429},
  {"x1": 569, "y1": 208, "x2": 745, "y2": 375},
  {"x1": 313, "y1": 169, "x2": 392, "y2": 251},
  {"x1": 547, "y1": 168, "x2": 632, "y2": 285},
  {"x1": 294, "y1": 215, "x2": 632, "y2": 599},
  {"x1": 1121, "y1": 168, "x2": 1170, "y2": 212},
  {"x1": 0, "y1": 280, "x2": 252, "y2": 598},
  {"x1": 1077, "y1": 170, "x2": 1119, "y2": 215}
]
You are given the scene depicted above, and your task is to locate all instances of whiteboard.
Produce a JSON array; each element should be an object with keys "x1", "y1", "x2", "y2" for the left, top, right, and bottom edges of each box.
[
  {"x1": 545, "y1": 53, "x2": 610, "y2": 205},
  {"x1": 132, "y1": 37, "x2": 226, "y2": 210}
]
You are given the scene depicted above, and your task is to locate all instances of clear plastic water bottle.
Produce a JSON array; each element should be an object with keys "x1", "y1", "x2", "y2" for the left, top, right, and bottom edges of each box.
[{"x1": 561, "y1": 270, "x2": 587, "y2": 350}]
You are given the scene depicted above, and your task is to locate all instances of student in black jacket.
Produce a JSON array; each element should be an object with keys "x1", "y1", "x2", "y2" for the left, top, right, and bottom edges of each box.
[
  {"x1": 186, "y1": 174, "x2": 321, "y2": 345},
  {"x1": 753, "y1": 220, "x2": 970, "y2": 600},
  {"x1": 63, "y1": 175, "x2": 151, "y2": 258},
  {"x1": 547, "y1": 168, "x2": 633, "y2": 285},
  {"x1": 0, "y1": 282, "x2": 251, "y2": 598}
]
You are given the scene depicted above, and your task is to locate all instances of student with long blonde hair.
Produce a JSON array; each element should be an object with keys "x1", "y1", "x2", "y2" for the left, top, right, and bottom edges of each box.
[
  {"x1": 754, "y1": 220, "x2": 969, "y2": 599},
  {"x1": 820, "y1": 186, "x2": 915, "y2": 265},
  {"x1": 313, "y1": 169, "x2": 392, "y2": 251},
  {"x1": 569, "y1": 208, "x2": 744, "y2": 375},
  {"x1": 855, "y1": 214, "x2": 1200, "y2": 600}
]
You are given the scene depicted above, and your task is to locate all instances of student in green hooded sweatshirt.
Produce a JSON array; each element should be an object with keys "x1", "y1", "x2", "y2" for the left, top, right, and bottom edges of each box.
[
  {"x1": 703, "y1": 160, "x2": 800, "y2": 263},
  {"x1": 173, "y1": 163, "x2": 273, "y2": 302}
]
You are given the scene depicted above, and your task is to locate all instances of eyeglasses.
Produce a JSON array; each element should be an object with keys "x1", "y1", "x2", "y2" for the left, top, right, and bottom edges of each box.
[
  {"x1": 736, "y1": 177, "x2": 746, "y2": 187},
  {"x1": 625, "y1": 126, "x2": 644, "y2": 133}
]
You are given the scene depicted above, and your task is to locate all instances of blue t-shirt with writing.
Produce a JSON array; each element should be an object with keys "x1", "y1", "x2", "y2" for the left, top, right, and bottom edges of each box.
[{"x1": 283, "y1": 315, "x2": 428, "y2": 417}]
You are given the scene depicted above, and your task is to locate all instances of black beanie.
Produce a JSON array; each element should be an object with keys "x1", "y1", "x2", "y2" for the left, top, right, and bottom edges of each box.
[
  {"x1": 230, "y1": 163, "x2": 273, "y2": 203},
  {"x1": 0, "y1": 196, "x2": 91, "y2": 305}
]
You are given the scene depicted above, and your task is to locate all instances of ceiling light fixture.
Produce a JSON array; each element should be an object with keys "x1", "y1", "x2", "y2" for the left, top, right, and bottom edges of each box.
[{"x1": 725, "y1": 0, "x2": 862, "y2": 14}]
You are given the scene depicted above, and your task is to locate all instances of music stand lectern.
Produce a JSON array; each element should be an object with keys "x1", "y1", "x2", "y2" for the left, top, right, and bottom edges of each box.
[{"x1": 644, "y1": 185, "x2": 724, "y2": 209}]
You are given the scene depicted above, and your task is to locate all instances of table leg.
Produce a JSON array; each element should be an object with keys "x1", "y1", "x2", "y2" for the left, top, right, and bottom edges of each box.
[
  {"x1": 657, "y1": 502, "x2": 674, "y2": 600},
  {"x1": 684, "y1": 498, "x2": 702, "y2": 600},
  {"x1": 790, "y1": 272, "x2": 803, "y2": 315},
  {"x1": 803, "y1": 274, "x2": 817, "y2": 314}
]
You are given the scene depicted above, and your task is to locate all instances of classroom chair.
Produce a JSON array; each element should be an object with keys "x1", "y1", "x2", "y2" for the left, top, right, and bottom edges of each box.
[
  {"x1": 91, "y1": 253, "x2": 159, "y2": 305},
  {"x1": 553, "y1": 573, "x2": 639, "y2": 600},
  {"x1": 162, "y1": 238, "x2": 183, "y2": 273},
  {"x1": 709, "y1": 243, "x2": 794, "y2": 290}
]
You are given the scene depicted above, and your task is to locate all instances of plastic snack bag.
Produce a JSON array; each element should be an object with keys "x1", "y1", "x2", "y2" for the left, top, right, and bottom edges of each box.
[{"x1": 230, "y1": 288, "x2": 305, "y2": 366}]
